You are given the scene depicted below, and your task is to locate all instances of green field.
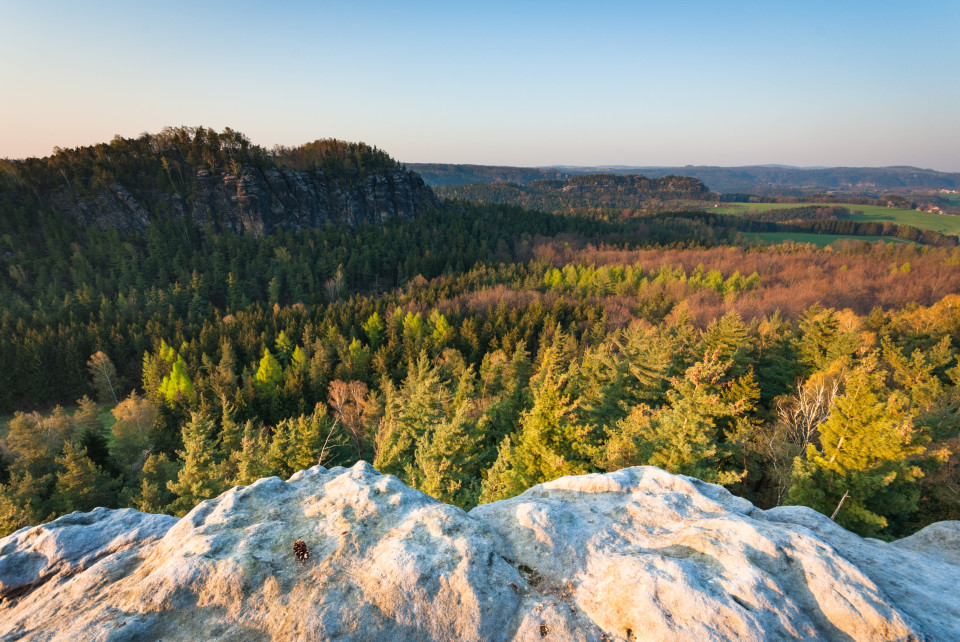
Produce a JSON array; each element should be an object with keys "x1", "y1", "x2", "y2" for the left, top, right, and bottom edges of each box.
[
  {"x1": 714, "y1": 202, "x2": 960, "y2": 236},
  {"x1": 743, "y1": 232, "x2": 913, "y2": 247}
]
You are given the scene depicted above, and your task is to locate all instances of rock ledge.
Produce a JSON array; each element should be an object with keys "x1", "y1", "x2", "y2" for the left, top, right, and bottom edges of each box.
[{"x1": 1, "y1": 464, "x2": 957, "y2": 641}]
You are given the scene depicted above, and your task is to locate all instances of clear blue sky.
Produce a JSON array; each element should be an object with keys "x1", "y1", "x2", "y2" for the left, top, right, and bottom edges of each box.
[{"x1": 1, "y1": 0, "x2": 958, "y2": 170}]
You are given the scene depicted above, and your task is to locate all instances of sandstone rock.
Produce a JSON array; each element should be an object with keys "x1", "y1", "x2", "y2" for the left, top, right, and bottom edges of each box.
[
  {"x1": 1, "y1": 464, "x2": 957, "y2": 640},
  {"x1": 52, "y1": 164, "x2": 438, "y2": 237},
  {"x1": 0, "y1": 507, "x2": 176, "y2": 600}
]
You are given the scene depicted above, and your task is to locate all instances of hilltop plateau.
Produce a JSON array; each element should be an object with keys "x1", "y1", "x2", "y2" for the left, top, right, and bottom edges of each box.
[{"x1": 0, "y1": 127, "x2": 438, "y2": 237}]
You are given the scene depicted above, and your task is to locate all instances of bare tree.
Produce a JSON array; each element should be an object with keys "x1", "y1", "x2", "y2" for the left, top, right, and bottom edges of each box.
[
  {"x1": 87, "y1": 351, "x2": 120, "y2": 404},
  {"x1": 778, "y1": 378, "x2": 841, "y2": 454},
  {"x1": 328, "y1": 380, "x2": 371, "y2": 458},
  {"x1": 753, "y1": 378, "x2": 841, "y2": 506}
]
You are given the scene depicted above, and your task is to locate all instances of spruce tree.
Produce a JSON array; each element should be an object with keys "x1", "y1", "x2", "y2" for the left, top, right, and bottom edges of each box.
[
  {"x1": 412, "y1": 371, "x2": 482, "y2": 508},
  {"x1": 794, "y1": 305, "x2": 858, "y2": 374},
  {"x1": 788, "y1": 356, "x2": 927, "y2": 538},
  {"x1": 231, "y1": 421, "x2": 269, "y2": 486},
  {"x1": 53, "y1": 442, "x2": 118, "y2": 514},
  {"x1": 128, "y1": 453, "x2": 179, "y2": 513},
  {"x1": 700, "y1": 311, "x2": 753, "y2": 378},
  {"x1": 0, "y1": 471, "x2": 52, "y2": 537},
  {"x1": 159, "y1": 355, "x2": 196, "y2": 405},
  {"x1": 275, "y1": 331, "x2": 295, "y2": 366},
  {"x1": 255, "y1": 348, "x2": 283, "y2": 393},
  {"x1": 166, "y1": 413, "x2": 228, "y2": 516},
  {"x1": 374, "y1": 355, "x2": 445, "y2": 478},
  {"x1": 218, "y1": 398, "x2": 243, "y2": 458},
  {"x1": 479, "y1": 341, "x2": 591, "y2": 503},
  {"x1": 604, "y1": 351, "x2": 745, "y2": 484}
]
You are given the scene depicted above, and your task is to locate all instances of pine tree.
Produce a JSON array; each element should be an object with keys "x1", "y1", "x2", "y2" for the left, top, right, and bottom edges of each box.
[
  {"x1": 52, "y1": 442, "x2": 118, "y2": 514},
  {"x1": 231, "y1": 421, "x2": 269, "y2": 485},
  {"x1": 412, "y1": 371, "x2": 482, "y2": 508},
  {"x1": 479, "y1": 341, "x2": 591, "y2": 503},
  {"x1": 363, "y1": 311, "x2": 385, "y2": 348},
  {"x1": 788, "y1": 356, "x2": 927, "y2": 538},
  {"x1": 0, "y1": 471, "x2": 52, "y2": 537},
  {"x1": 159, "y1": 355, "x2": 196, "y2": 405},
  {"x1": 127, "y1": 453, "x2": 179, "y2": 513},
  {"x1": 374, "y1": 355, "x2": 445, "y2": 478},
  {"x1": 166, "y1": 413, "x2": 228, "y2": 516},
  {"x1": 603, "y1": 351, "x2": 746, "y2": 484},
  {"x1": 255, "y1": 348, "x2": 283, "y2": 393}
]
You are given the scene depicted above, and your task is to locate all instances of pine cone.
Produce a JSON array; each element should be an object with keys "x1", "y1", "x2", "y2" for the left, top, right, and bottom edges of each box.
[{"x1": 293, "y1": 539, "x2": 309, "y2": 562}]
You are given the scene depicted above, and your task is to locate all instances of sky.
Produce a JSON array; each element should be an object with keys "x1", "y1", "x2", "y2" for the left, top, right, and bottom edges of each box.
[{"x1": 1, "y1": 0, "x2": 958, "y2": 170}]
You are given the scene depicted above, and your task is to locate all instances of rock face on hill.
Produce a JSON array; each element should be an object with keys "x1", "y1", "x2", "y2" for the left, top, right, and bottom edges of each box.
[
  {"x1": 1, "y1": 463, "x2": 958, "y2": 640},
  {"x1": 60, "y1": 165, "x2": 438, "y2": 237}
]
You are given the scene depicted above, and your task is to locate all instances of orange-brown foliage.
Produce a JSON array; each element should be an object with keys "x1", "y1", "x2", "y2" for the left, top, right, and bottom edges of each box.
[{"x1": 531, "y1": 240, "x2": 960, "y2": 325}]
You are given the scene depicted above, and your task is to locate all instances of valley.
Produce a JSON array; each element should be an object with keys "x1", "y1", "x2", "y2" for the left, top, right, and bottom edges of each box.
[{"x1": 1, "y1": 128, "x2": 959, "y2": 548}]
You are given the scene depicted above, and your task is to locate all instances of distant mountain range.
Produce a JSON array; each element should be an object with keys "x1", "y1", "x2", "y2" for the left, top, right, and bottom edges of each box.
[{"x1": 407, "y1": 163, "x2": 960, "y2": 196}]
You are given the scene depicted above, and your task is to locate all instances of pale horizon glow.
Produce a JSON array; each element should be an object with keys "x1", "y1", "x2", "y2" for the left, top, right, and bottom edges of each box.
[{"x1": 1, "y1": 1, "x2": 958, "y2": 171}]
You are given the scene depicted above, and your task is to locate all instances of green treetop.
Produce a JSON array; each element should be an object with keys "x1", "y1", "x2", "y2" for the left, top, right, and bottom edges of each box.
[
  {"x1": 255, "y1": 348, "x2": 283, "y2": 393},
  {"x1": 788, "y1": 356, "x2": 928, "y2": 538}
]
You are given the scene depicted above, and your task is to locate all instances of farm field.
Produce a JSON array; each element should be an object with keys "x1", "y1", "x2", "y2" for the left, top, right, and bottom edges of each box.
[
  {"x1": 743, "y1": 232, "x2": 913, "y2": 247},
  {"x1": 714, "y1": 202, "x2": 960, "y2": 236}
]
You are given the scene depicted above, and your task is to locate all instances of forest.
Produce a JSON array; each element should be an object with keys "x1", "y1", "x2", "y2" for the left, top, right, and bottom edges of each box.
[
  {"x1": 434, "y1": 174, "x2": 711, "y2": 210},
  {"x1": 2, "y1": 129, "x2": 960, "y2": 544}
]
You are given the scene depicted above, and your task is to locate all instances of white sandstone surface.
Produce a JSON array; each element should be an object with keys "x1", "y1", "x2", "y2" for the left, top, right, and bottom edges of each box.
[{"x1": 1, "y1": 463, "x2": 956, "y2": 641}]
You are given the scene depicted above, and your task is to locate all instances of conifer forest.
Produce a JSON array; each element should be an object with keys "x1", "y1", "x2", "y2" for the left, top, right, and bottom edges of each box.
[{"x1": 2, "y1": 127, "x2": 960, "y2": 542}]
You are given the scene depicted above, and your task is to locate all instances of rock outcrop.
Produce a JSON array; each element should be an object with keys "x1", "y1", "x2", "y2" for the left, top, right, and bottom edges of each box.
[
  {"x1": 60, "y1": 165, "x2": 438, "y2": 237},
  {"x1": 1, "y1": 464, "x2": 958, "y2": 640}
]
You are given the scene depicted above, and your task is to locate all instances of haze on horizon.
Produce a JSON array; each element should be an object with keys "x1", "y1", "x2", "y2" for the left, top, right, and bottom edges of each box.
[{"x1": 1, "y1": 0, "x2": 958, "y2": 171}]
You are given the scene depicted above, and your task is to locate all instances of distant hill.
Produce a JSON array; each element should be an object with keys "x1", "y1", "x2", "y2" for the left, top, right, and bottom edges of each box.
[
  {"x1": 434, "y1": 173, "x2": 711, "y2": 211},
  {"x1": 0, "y1": 127, "x2": 438, "y2": 238},
  {"x1": 410, "y1": 162, "x2": 960, "y2": 196},
  {"x1": 406, "y1": 163, "x2": 569, "y2": 186}
]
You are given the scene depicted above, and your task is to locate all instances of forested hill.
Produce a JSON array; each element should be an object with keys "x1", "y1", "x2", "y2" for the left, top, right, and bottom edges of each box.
[
  {"x1": 405, "y1": 163, "x2": 569, "y2": 186},
  {"x1": 435, "y1": 173, "x2": 712, "y2": 210},
  {"x1": 0, "y1": 127, "x2": 438, "y2": 237},
  {"x1": 633, "y1": 165, "x2": 960, "y2": 196},
  {"x1": 411, "y1": 162, "x2": 960, "y2": 196}
]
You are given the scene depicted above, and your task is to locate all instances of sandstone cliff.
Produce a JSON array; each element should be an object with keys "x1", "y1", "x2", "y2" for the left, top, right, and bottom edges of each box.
[
  {"x1": 2, "y1": 129, "x2": 439, "y2": 237},
  {"x1": 1, "y1": 463, "x2": 957, "y2": 641},
  {"x1": 56, "y1": 164, "x2": 438, "y2": 237}
]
